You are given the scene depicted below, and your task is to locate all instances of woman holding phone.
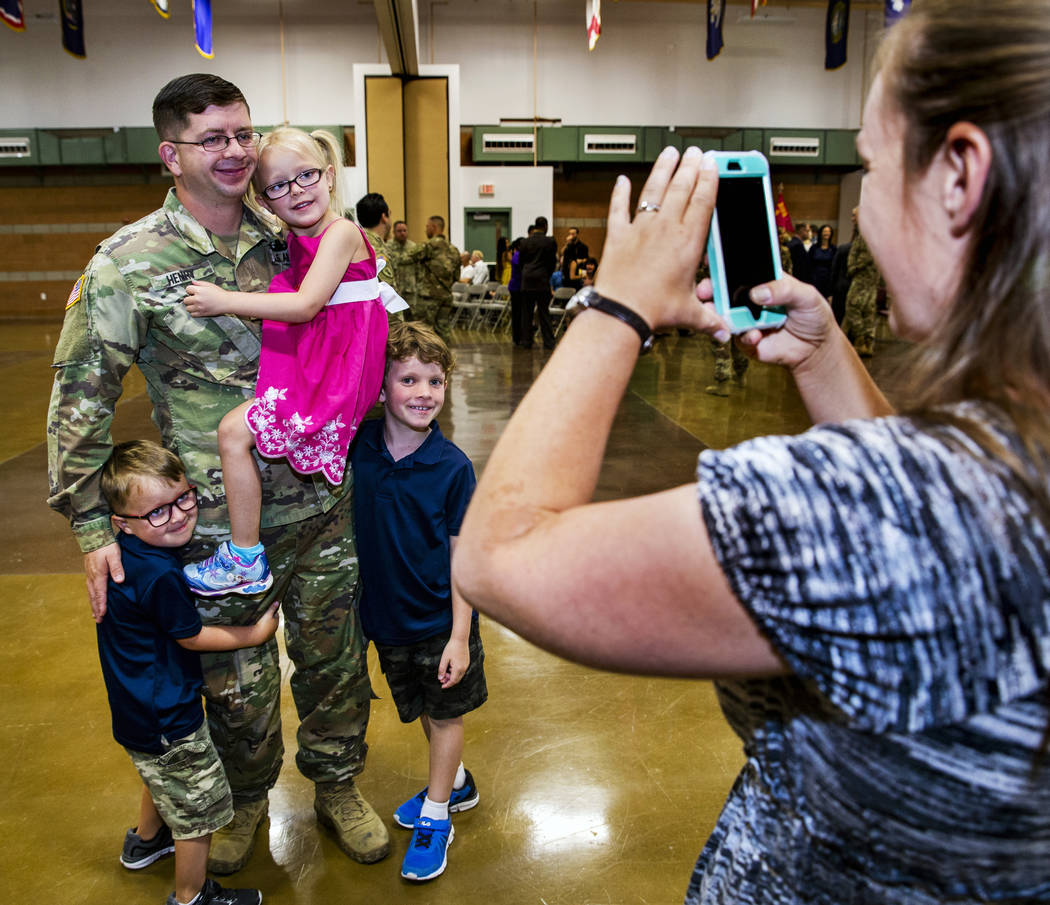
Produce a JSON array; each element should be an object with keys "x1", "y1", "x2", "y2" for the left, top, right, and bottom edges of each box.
[{"x1": 454, "y1": 1, "x2": 1050, "y2": 902}]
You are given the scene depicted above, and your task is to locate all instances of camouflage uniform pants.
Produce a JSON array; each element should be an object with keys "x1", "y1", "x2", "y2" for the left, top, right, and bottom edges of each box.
[
  {"x1": 189, "y1": 489, "x2": 370, "y2": 804},
  {"x1": 126, "y1": 721, "x2": 234, "y2": 839},
  {"x1": 842, "y1": 275, "x2": 878, "y2": 346},
  {"x1": 711, "y1": 337, "x2": 750, "y2": 382},
  {"x1": 413, "y1": 294, "x2": 452, "y2": 343}
]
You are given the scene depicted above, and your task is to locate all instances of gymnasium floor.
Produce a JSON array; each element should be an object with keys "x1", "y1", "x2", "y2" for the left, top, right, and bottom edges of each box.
[{"x1": 0, "y1": 318, "x2": 900, "y2": 904}]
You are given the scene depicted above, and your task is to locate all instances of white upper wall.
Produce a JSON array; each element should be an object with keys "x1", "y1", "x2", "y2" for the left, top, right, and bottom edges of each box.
[{"x1": 1, "y1": 0, "x2": 881, "y2": 131}]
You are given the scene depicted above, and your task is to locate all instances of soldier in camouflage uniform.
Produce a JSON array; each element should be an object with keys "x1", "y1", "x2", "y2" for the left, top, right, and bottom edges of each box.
[
  {"x1": 45, "y1": 74, "x2": 388, "y2": 875},
  {"x1": 386, "y1": 219, "x2": 419, "y2": 314},
  {"x1": 405, "y1": 214, "x2": 460, "y2": 343},
  {"x1": 705, "y1": 230, "x2": 792, "y2": 396},
  {"x1": 355, "y1": 192, "x2": 398, "y2": 291},
  {"x1": 842, "y1": 229, "x2": 880, "y2": 357}
]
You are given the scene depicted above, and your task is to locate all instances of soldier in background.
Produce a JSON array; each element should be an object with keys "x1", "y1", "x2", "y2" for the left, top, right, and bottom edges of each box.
[
  {"x1": 387, "y1": 219, "x2": 418, "y2": 314},
  {"x1": 705, "y1": 230, "x2": 792, "y2": 396},
  {"x1": 842, "y1": 228, "x2": 880, "y2": 357},
  {"x1": 406, "y1": 214, "x2": 460, "y2": 342},
  {"x1": 355, "y1": 192, "x2": 399, "y2": 292},
  {"x1": 46, "y1": 73, "x2": 388, "y2": 876}
]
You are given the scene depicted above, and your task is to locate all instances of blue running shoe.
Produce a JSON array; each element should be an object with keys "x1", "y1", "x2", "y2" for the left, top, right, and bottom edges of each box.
[
  {"x1": 393, "y1": 769, "x2": 479, "y2": 829},
  {"x1": 183, "y1": 541, "x2": 274, "y2": 597},
  {"x1": 400, "y1": 816, "x2": 453, "y2": 882}
]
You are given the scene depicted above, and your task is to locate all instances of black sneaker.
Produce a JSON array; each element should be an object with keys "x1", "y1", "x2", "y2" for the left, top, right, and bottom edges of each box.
[
  {"x1": 120, "y1": 824, "x2": 175, "y2": 869},
  {"x1": 165, "y1": 878, "x2": 262, "y2": 905}
]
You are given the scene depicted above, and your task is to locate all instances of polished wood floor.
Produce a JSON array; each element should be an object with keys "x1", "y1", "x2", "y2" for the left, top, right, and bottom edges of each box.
[{"x1": 0, "y1": 315, "x2": 902, "y2": 904}]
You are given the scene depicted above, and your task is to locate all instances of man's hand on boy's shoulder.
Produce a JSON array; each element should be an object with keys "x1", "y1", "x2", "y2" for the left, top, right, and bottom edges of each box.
[{"x1": 438, "y1": 636, "x2": 470, "y2": 689}]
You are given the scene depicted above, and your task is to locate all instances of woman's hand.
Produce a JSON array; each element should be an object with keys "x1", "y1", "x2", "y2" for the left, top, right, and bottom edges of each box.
[
  {"x1": 714, "y1": 275, "x2": 839, "y2": 373},
  {"x1": 594, "y1": 147, "x2": 731, "y2": 340},
  {"x1": 183, "y1": 280, "x2": 233, "y2": 317}
]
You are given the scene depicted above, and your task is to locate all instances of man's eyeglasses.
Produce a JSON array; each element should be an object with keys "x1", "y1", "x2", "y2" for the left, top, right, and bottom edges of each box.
[
  {"x1": 116, "y1": 487, "x2": 198, "y2": 528},
  {"x1": 167, "y1": 131, "x2": 262, "y2": 153},
  {"x1": 261, "y1": 168, "x2": 323, "y2": 200}
]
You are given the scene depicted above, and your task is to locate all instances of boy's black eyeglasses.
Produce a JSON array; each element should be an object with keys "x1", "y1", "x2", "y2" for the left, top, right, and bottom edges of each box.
[
  {"x1": 262, "y1": 168, "x2": 323, "y2": 200},
  {"x1": 167, "y1": 131, "x2": 262, "y2": 152},
  {"x1": 116, "y1": 487, "x2": 198, "y2": 528}
]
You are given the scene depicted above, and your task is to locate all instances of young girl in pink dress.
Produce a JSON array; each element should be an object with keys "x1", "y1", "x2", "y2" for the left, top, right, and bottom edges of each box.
[{"x1": 182, "y1": 127, "x2": 388, "y2": 595}]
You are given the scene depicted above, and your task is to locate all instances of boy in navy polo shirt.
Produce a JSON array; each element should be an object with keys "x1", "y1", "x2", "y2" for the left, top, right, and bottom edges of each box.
[
  {"x1": 97, "y1": 440, "x2": 279, "y2": 905},
  {"x1": 352, "y1": 321, "x2": 487, "y2": 882}
]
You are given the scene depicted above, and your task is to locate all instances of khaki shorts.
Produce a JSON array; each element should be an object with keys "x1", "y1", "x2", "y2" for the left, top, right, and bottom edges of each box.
[{"x1": 125, "y1": 722, "x2": 234, "y2": 840}]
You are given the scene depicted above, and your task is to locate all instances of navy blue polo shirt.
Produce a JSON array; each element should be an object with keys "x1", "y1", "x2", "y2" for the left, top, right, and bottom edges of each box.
[
  {"x1": 96, "y1": 533, "x2": 205, "y2": 754},
  {"x1": 352, "y1": 418, "x2": 477, "y2": 645}
]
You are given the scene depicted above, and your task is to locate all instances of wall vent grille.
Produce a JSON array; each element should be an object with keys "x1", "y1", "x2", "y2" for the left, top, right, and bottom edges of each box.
[
  {"x1": 0, "y1": 137, "x2": 31, "y2": 158},
  {"x1": 769, "y1": 136, "x2": 820, "y2": 157},
  {"x1": 583, "y1": 133, "x2": 637, "y2": 154},
  {"x1": 482, "y1": 132, "x2": 534, "y2": 153}
]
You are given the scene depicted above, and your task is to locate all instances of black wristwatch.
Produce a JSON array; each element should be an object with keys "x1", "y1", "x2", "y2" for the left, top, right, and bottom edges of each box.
[{"x1": 570, "y1": 286, "x2": 654, "y2": 354}]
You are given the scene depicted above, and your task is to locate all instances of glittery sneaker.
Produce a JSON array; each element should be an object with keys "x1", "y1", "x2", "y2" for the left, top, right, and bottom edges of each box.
[
  {"x1": 393, "y1": 769, "x2": 479, "y2": 829},
  {"x1": 183, "y1": 541, "x2": 273, "y2": 597},
  {"x1": 120, "y1": 823, "x2": 174, "y2": 869},
  {"x1": 400, "y1": 816, "x2": 453, "y2": 882}
]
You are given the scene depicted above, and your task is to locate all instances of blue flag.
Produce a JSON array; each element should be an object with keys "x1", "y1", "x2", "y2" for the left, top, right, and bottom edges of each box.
[
  {"x1": 151, "y1": 0, "x2": 169, "y2": 18},
  {"x1": 707, "y1": 0, "x2": 725, "y2": 60},
  {"x1": 825, "y1": 0, "x2": 849, "y2": 70},
  {"x1": 194, "y1": 0, "x2": 213, "y2": 58},
  {"x1": 60, "y1": 0, "x2": 85, "y2": 58},
  {"x1": 885, "y1": 0, "x2": 911, "y2": 27},
  {"x1": 1, "y1": 0, "x2": 25, "y2": 31}
]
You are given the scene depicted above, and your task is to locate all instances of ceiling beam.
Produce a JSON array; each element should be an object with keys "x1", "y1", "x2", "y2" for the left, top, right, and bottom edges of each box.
[{"x1": 373, "y1": 0, "x2": 420, "y2": 76}]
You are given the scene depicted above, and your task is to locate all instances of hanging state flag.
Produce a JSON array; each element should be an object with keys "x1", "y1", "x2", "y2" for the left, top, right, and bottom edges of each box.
[
  {"x1": 750, "y1": 0, "x2": 766, "y2": 17},
  {"x1": 825, "y1": 0, "x2": 849, "y2": 70},
  {"x1": 884, "y1": 0, "x2": 910, "y2": 27},
  {"x1": 60, "y1": 0, "x2": 85, "y2": 58},
  {"x1": 151, "y1": 0, "x2": 169, "y2": 18},
  {"x1": 1, "y1": 0, "x2": 25, "y2": 31},
  {"x1": 586, "y1": 0, "x2": 601, "y2": 51},
  {"x1": 774, "y1": 190, "x2": 793, "y2": 233},
  {"x1": 706, "y1": 0, "x2": 725, "y2": 60},
  {"x1": 194, "y1": 0, "x2": 213, "y2": 58}
]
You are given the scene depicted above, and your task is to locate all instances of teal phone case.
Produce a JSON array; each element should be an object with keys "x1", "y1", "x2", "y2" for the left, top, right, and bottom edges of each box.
[{"x1": 705, "y1": 151, "x2": 787, "y2": 333}]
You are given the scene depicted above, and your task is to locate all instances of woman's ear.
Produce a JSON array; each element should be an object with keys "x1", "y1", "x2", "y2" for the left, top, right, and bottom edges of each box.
[{"x1": 941, "y1": 121, "x2": 992, "y2": 237}]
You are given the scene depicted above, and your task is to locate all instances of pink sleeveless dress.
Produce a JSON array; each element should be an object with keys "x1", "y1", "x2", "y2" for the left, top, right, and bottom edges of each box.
[{"x1": 245, "y1": 222, "x2": 388, "y2": 484}]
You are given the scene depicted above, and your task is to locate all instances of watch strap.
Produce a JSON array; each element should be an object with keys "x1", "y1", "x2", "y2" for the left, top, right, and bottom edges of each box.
[{"x1": 572, "y1": 287, "x2": 654, "y2": 354}]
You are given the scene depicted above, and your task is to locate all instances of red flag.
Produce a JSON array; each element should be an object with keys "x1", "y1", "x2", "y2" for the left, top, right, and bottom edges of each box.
[
  {"x1": 1, "y1": 0, "x2": 25, "y2": 31},
  {"x1": 775, "y1": 192, "x2": 793, "y2": 233},
  {"x1": 751, "y1": 0, "x2": 767, "y2": 16},
  {"x1": 587, "y1": 0, "x2": 601, "y2": 50}
]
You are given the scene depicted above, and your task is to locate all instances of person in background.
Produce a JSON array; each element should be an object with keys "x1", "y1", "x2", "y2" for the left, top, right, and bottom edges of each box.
[
  {"x1": 560, "y1": 226, "x2": 590, "y2": 291},
  {"x1": 807, "y1": 224, "x2": 836, "y2": 301},
  {"x1": 453, "y1": 1, "x2": 1050, "y2": 901},
  {"x1": 516, "y1": 217, "x2": 558, "y2": 350}
]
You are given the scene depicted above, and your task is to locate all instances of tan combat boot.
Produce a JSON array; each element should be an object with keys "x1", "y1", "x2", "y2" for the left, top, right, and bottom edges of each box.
[
  {"x1": 207, "y1": 798, "x2": 268, "y2": 875},
  {"x1": 314, "y1": 781, "x2": 390, "y2": 863}
]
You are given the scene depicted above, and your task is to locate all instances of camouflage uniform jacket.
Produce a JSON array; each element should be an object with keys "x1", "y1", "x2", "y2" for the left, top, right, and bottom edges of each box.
[
  {"x1": 47, "y1": 188, "x2": 347, "y2": 554},
  {"x1": 386, "y1": 237, "x2": 419, "y2": 300},
  {"x1": 406, "y1": 235, "x2": 460, "y2": 303},
  {"x1": 847, "y1": 231, "x2": 877, "y2": 282},
  {"x1": 363, "y1": 227, "x2": 398, "y2": 292}
]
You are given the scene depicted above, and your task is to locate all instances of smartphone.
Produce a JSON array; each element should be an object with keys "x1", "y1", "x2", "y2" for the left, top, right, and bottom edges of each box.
[{"x1": 705, "y1": 151, "x2": 787, "y2": 333}]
